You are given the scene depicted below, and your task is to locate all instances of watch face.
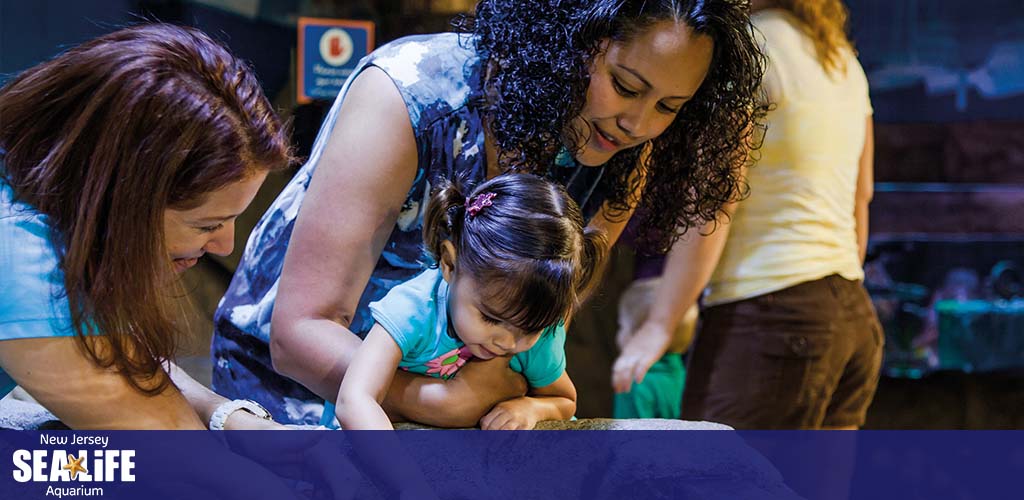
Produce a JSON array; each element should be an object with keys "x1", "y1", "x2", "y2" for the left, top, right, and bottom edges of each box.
[
  {"x1": 241, "y1": 400, "x2": 272, "y2": 418},
  {"x1": 211, "y1": 400, "x2": 271, "y2": 430}
]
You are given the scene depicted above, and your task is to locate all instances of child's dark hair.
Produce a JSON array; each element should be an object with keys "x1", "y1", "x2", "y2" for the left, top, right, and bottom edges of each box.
[{"x1": 424, "y1": 173, "x2": 608, "y2": 333}]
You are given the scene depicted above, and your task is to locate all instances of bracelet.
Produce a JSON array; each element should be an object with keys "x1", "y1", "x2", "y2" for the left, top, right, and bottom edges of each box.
[{"x1": 209, "y1": 399, "x2": 272, "y2": 431}]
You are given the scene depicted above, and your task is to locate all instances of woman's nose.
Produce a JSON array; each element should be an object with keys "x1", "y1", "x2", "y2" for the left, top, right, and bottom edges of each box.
[
  {"x1": 617, "y1": 104, "x2": 654, "y2": 140},
  {"x1": 203, "y1": 222, "x2": 235, "y2": 257}
]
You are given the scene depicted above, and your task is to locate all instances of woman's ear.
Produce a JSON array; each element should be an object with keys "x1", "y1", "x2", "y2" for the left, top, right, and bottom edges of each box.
[{"x1": 440, "y1": 240, "x2": 457, "y2": 283}]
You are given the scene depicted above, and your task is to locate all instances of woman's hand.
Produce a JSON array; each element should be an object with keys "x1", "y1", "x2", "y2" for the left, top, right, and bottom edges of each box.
[
  {"x1": 479, "y1": 397, "x2": 541, "y2": 430},
  {"x1": 611, "y1": 212, "x2": 737, "y2": 395},
  {"x1": 612, "y1": 321, "x2": 673, "y2": 394}
]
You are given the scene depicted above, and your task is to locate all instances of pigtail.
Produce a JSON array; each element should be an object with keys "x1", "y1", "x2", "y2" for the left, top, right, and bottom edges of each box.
[
  {"x1": 423, "y1": 177, "x2": 467, "y2": 265},
  {"x1": 575, "y1": 226, "x2": 609, "y2": 303}
]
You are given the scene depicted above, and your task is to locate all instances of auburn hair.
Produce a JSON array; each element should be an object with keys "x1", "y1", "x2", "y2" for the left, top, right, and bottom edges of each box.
[
  {"x1": 0, "y1": 24, "x2": 294, "y2": 393},
  {"x1": 773, "y1": 0, "x2": 854, "y2": 76}
]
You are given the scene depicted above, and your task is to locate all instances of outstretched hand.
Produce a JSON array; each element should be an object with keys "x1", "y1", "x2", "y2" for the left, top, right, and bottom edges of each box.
[{"x1": 611, "y1": 321, "x2": 672, "y2": 394}]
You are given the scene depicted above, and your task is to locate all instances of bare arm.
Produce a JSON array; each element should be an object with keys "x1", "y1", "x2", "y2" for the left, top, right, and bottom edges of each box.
[
  {"x1": 0, "y1": 336, "x2": 284, "y2": 430},
  {"x1": 611, "y1": 204, "x2": 737, "y2": 394},
  {"x1": 854, "y1": 116, "x2": 874, "y2": 264},
  {"x1": 335, "y1": 324, "x2": 402, "y2": 430},
  {"x1": 610, "y1": 137, "x2": 749, "y2": 393},
  {"x1": 269, "y1": 67, "x2": 526, "y2": 421},
  {"x1": 166, "y1": 362, "x2": 280, "y2": 430},
  {"x1": 0, "y1": 336, "x2": 204, "y2": 429},
  {"x1": 269, "y1": 67, "x2": 417, "y2": 400},
  {"x1": 0, "y1": 338, "x2": 331, "y2": 499},
  {"x1": 382, "y1": 356, "x2": 526, "y2": 427},
  {"x1": 479, "y1": 371, "x2": 577, "y2": 430}
]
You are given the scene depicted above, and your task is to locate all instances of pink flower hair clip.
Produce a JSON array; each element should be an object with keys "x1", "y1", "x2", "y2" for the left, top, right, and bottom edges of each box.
[{"x1": 466, "y1": 192, "x2": 496, "y2": 218}]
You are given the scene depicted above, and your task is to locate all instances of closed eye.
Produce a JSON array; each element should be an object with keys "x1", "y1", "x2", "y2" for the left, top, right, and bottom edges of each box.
[
  {"x1": 658, "y1": 102, "x2": 682, "y2": 114},
  {"x1": 197, "y1": 223, "x2": 225, "y2": 233},
  {"x1": 614, "y1": 75, "x2": 681, "y2": 114},
  {"x1": 612, "y1": 76, "x2": 639, "y2": 98},
  {"x1": 480, "y1": 311, "x2": 502, "y2": 325}
]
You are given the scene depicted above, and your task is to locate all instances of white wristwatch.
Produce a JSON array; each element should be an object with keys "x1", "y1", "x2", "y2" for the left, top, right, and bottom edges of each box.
[{"x1": 209, "y1": 399, "x2": 272, "y2": 430}]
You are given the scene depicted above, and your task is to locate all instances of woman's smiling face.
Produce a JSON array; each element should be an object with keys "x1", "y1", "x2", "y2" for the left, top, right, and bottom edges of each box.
[
  {"x1": 572, "y1": 20, "x2": 714, "y2": 166},
  {"x1": 163, "y1": 172, "x2": 266, "y2": 273}
]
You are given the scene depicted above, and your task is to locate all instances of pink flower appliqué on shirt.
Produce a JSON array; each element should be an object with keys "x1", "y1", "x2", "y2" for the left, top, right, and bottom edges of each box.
[{"x1": 424, "y1": 346, "x2": 474, "y2": 379}]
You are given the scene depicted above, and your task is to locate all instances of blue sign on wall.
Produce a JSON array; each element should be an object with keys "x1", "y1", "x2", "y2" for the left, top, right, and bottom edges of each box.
[{"x1": 297, "y1": 17, "x2": 374, "y2": 103}]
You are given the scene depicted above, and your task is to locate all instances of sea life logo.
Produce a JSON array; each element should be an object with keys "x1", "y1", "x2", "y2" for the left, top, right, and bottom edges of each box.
[{"x1": 11, "y1": 434, "x2": 134, "y2": 498}]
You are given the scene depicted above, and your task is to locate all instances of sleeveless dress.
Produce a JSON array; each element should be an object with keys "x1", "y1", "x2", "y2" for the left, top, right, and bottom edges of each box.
[{"x1": 211, "y1": 33, "x2": 609, "y2": 424}]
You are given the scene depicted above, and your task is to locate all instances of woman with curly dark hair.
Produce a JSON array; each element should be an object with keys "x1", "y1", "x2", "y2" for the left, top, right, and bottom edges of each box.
[{"x1": 212, "y1": 0, "x2": 767, "y2": 426}]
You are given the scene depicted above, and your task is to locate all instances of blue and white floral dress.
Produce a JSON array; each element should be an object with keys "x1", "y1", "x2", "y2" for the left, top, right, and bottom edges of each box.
[{"x1": 211, "y1": 33, "x2": 609, "y2": 424}]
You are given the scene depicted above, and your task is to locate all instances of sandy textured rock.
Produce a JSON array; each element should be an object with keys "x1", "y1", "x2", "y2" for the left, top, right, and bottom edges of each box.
[
  {"x1": 0, "y1": 396, "x2": 64, "y2": 430},
  {"x1": 2, "y1": 396, "x2": 730, "y2": 431},
  {"x1": 395, "y1": 418, "x2": 731, "y2": 430}
]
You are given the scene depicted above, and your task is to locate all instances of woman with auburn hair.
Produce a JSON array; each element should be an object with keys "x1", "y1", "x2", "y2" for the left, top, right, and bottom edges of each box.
[
  {"x1": 613, "y1": 0, "x2": 882, "y2": 429},
  {"x1": 212, "y1": 0, "x2": 768, "y2": 426},
  {"x1": 0, "y1": 23, "x2": 296, "y2": 431}
]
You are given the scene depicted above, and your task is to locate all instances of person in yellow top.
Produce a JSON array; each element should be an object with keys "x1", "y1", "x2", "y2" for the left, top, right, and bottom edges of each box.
[{"x1": 611, "y1": 0, "x2": 883, "y2": 429}]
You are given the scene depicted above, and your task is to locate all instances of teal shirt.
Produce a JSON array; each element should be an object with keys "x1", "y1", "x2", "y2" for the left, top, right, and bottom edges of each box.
[
  {"x1": 0, "y1": 173, "x2": 79, "y2": 398},
  {"x1": 369, "y1": 268, "x2": 566, "y2": 388}
]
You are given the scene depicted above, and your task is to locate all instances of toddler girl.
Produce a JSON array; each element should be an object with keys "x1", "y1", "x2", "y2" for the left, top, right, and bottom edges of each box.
[{"x1": 335, "y1": 173, "x2": 606, "y2": 430}]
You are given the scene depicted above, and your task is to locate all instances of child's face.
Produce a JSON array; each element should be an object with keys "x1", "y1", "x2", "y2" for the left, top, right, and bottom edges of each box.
[{"x1": 445, "y1": 272, "x2": 544, "y2": 360}]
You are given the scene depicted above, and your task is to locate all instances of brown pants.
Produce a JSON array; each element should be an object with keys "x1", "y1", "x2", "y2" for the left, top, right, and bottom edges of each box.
[{"x1": 681, "y1": 275, "x2": 884, "y2": 429}]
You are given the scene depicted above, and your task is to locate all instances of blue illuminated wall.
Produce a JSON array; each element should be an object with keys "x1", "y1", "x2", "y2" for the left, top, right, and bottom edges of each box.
[
  {"x1": 849, "y1": 0, "x2": 1024, "y2": 122},
  {"x1": 846, "y1": 0, "x2": 1024, "y2": 378}
]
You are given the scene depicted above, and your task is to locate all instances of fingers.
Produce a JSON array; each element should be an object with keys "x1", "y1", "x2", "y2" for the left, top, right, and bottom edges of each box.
[
  {"x1": 611, "y1": 353, "x2": 636, "y2": 394},
  {"x1": 613, "y1": 322, "x2": 674, "y2": 393},
  {"x1": 612, "y1": 350, "x2": 659, "y2": 394},
  {"x1": 481, "y1": 411, "x2": 514, "y2": 430},
  {"x1": 479, "y1": 409, "x2": 529, "y2": 430},
  {"x1": 632, "y1": 355, "x2": 654, "y2": 386},
  {"x1": 479, "y1": 408, "x2": 498, "y2": 430},
  {"x1": 612, "y1": 342, "x2": 642, "y2": 393}
]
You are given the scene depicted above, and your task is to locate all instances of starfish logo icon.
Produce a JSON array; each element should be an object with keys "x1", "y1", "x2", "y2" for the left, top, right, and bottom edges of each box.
[{"x1": 63, "y1": 454, "x2": 88, "y2": 480}]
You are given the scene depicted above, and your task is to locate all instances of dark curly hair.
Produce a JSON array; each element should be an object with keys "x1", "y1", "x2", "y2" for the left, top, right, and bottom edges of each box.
[{"x1": 455, "y1": 0, "x2": 767, "y2": 252}]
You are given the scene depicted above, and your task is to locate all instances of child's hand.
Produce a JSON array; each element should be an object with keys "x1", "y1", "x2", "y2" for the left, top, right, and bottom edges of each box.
[{"x1": 479, "y1": 397, "x2": 540, "y2": 430}]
